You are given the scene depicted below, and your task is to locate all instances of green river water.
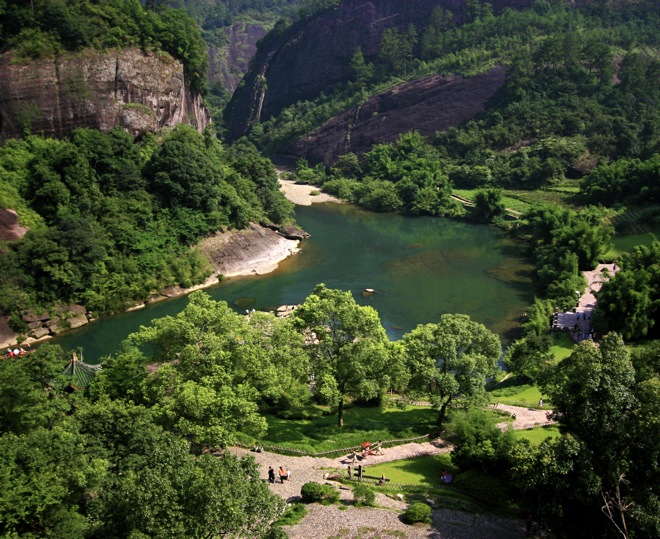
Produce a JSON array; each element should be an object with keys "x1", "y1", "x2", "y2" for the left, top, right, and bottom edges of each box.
[{"x1": 54, "y1": 203, "x2": 534, "y2": 361}]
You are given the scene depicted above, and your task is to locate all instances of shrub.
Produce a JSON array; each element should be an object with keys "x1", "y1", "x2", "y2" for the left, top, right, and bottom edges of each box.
[
  {"x1": 402, "y1": 502, "x2": 432, "y2": 524},
  {"x1": 263, "y1": 525, "x2": 288, "y2": 539},
  {"x1": 352, "y1": 483, "x2": 376, "y2": 507},
  {"x1": 275, "y1": 503, "x2": 307, "y2": 526},
  {"x1": 275, "y1": 405, "x2": 325, "y2": 420},
  {"x1": 300, "y1": 482, "x2": 340, "y2": 505}
]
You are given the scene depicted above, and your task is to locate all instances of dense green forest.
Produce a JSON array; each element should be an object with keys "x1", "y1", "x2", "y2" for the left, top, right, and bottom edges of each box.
[
  {"x1": 171, "y1": 0, "x2": 304, "y2": 36},
  {"x1": 250, "y1": 0, "x2": 659, "y2": 158},
  {"x1": 1, "y1": 0, "x2": 660, "y2": 538},
  {"x1": 0, "y1": 126, "x2": 293, "y2": 325}
]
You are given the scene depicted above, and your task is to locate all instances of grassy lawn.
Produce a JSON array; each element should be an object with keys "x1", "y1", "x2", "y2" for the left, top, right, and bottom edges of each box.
[
  {"x1": 259, "y1": 403, "x2": 437, "y2": 453},
  {"x1": 512, "y1": 425, "x2": 561, "y2": 444},
  {"x1": 488, "y1": 377, "x2": 545, "y2": 408},
  {"x1": 503, "y1": 189, "x2": 578, "y2": 209},
  {"x1": 488, "y1": 333, "x2": 573, "y2": 406},
  {"x1": 452, "y1": 189, "x2": 531, "y2": 213},
  {"x1": 551, "y1": 332, "x2": 575, "y2": 360},
  {"x1": 365, "y1": 455, "x2": 518, "y2": 515},
  {"x1": 606, "y1": 232, "x2": 658, "y2": 259}
]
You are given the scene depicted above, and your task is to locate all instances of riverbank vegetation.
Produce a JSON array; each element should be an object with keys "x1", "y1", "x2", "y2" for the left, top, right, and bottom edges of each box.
[{"x1": 0, "y1": 126, "x2": 293, "y2": 327}]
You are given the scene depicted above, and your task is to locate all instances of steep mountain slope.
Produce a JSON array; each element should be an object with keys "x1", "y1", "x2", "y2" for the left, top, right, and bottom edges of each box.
[
  {"x1": 290, "y1": 66, "x2": 507, "y2": 164},
  {"x1": 224, "y1": 0, "x2": 534, "y2": 140},
  {"x1": 209, "y1": 23, "x2": 269, "y2": 94}
]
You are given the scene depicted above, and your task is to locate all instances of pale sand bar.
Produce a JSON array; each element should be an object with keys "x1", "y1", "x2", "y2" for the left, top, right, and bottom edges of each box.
[{"x1": 278, "y1": 178, "x2": 341, "y2": 206}]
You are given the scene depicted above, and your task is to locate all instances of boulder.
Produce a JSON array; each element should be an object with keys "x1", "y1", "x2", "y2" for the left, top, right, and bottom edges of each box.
[
  {"x1": 30, "y1": 327, "x2": 50, "y2": 339},
  {"x1": 56, "y1": 304, "x2": 86, "y2": 316},
  {"x1": 22, "y1": 311, "x2": 50, "y2": 323},
  {"x1": 0, "y1": 208, "x2": 28, "y2": 241},
  {"x1": 278, "y1": 225, "x2": 310, "y2": 240},
  {"x1": 68, "y1": 315, "x2": 89, "y2": 329}
]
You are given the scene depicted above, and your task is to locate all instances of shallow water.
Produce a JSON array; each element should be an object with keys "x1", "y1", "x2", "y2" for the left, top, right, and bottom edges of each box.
[{"x1": 54, "y1": 204, "x2": 534, "y2": 362}]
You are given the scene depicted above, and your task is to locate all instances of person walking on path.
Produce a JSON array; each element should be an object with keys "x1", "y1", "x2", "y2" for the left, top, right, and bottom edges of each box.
[
  {"x1": 268, "y1": 466, "x2": 275, "y2": 483},
  {"x1": 279, "y1": 466, "x2": 288, "y2": 483}
]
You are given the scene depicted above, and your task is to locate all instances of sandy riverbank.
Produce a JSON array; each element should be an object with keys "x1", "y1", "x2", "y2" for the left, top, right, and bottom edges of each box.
[{"x1": 278, "y1": 178, "x2": 341, "y2": 206}]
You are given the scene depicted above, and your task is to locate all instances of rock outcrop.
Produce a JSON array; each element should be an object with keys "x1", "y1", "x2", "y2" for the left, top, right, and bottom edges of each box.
[
  {"x1": 0, "y1": 47, "x2": 210, "y2": 140},
  {"x1": 224, "y1": 0, "x2": 534, "y2": 140},
  {"x1": 0, "y1": 208, "x2": 28, "y2": 241},
  {"x1": 196, "y1": 222, "x2": 306, "y2": 278},
  {"x1": 291, "y1": 66, "x2": 508, "y2": 164}
]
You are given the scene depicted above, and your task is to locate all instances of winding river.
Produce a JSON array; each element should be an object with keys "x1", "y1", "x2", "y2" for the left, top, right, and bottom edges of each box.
[{"x1": 54, "y1": 203, "x2": 534, "y2": 361}]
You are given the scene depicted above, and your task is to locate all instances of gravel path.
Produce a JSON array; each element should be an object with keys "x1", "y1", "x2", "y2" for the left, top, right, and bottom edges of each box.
[
  {"x1": 494, "y1": 404, "x2": 555, "y2": 430},
  {"x1": 229, "y1": 439, "x2": 526, "y2": 538}
]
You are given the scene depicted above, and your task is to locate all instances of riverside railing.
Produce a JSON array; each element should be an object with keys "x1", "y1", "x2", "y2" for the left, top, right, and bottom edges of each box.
[{"x1": 236, "y1": 434, "x2": 431, "y2": 457}]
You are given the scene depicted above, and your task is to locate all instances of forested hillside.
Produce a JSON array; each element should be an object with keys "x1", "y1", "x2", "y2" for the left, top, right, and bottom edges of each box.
[
  {"x1": 238, "y1": 0, "x2": 658, "y2": 164},
  {"x1": 0, "y1": 126, "x2": 292, "y2": 326}
]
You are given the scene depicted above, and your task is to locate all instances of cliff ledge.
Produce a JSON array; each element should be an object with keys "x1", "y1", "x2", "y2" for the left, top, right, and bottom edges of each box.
[{"x1": 0, "y1": 47, "x2": 210, "y2": 140}]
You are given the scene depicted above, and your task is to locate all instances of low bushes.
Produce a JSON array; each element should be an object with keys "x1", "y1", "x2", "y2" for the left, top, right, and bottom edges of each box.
[
  {"x1": 352, "y1": 483, "x2": 376, "y2": 507},
  {"x1": 402, "y1": 502, "x2": 432, "y2": 524},
  {"x1": 300, "y1": 482, "x2": 340, "y2": 505}
]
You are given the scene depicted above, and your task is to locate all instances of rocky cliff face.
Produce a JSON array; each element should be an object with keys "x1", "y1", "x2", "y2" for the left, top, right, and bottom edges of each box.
[
  {"x1": 0, "y1": 47, "x2": 210, "y2": 140},
  {"x1": 209, "y1": 23, "x2": 268, "y2": 94},
  {"x1": 224, "y1": 0, "x2": 534, "y2": 140},
  {"x1": 291, "y1": 66, "x2": 508, "y2": 165}
]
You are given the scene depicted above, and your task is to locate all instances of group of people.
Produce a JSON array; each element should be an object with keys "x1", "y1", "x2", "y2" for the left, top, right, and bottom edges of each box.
[
  {"x1": 268, "y1": 465, "x2": 291, "y2": 484},
  {"x1": 5, "y1": 345, "x2": 30, "y2": 358}
]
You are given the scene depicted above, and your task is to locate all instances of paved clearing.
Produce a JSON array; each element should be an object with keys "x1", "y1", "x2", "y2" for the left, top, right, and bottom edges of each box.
[{"x1": 228, "y1": 416, "x2": 545, "y2": 538}]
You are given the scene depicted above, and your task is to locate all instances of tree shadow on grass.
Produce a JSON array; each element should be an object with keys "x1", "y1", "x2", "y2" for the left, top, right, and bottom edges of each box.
[{"x1": 263, "y1": 405, "x2": 437, "y2": 451}]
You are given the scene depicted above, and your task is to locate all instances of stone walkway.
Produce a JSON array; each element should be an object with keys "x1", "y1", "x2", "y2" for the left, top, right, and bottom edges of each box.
[
  {"x1": 552, "y1": 263, "x2": 618, "y2": 342},
  {"x1": 494, "y1": 404, "x2": 554, "y2": 430}
]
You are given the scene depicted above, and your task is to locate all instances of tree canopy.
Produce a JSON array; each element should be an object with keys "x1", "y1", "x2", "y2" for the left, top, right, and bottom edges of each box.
[
  {"x1": 403, "y1": 313, "x2": 501, "y2": 426},
  {"x1": 292, "y1": 284, "x2": 403, "y2": 427}
]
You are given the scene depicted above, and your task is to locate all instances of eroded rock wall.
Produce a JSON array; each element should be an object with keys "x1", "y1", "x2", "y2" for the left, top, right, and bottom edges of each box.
[
  {"x1": 291, "y1": 66, "x2": 508, "y2": 164},
  {"x1": 224, "y1": 0, "x2": 534, "y2": 139},
  {"x1": 0, "y1": 47, "x2": 210, "y2": 140},
  {"x1": 209, "y1": 23, "x2": 269, "y2": 93}
]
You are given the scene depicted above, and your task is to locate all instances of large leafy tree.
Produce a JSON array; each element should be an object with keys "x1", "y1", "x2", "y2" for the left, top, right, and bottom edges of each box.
[
  {"x1": 93, "y1": 291, "x2": 310, "y2": 448},
  {"x1": 292, "y1": 284, "x2": 400, "y2": 427},
  {"x1": 0, "y1": 344, "x2": 72, "y2": 435},
  {"x1": 78, "y1": 400, "x2": 284, "y2": 539},
  {"x1": 515, "y1": 334, "x2": 660, "y2": 538},
  {"x1": 0, "y1": 398, "x2": 284, "y2": 539},
  {"x1": 403, "y1": 314, "x2": 501, "y2": 426}
]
